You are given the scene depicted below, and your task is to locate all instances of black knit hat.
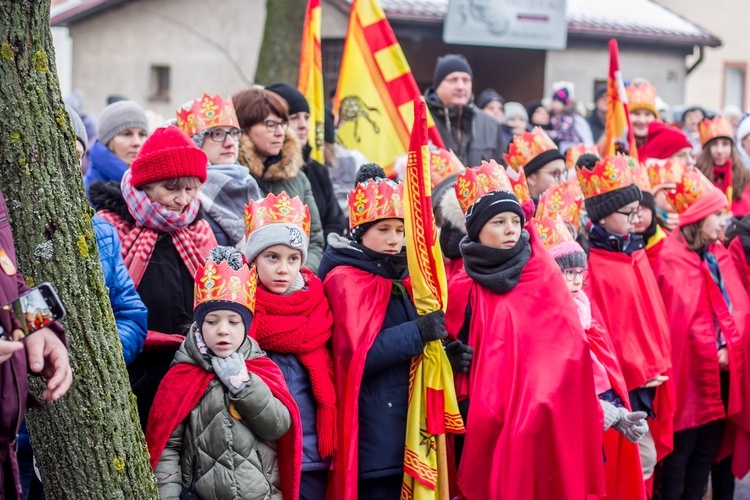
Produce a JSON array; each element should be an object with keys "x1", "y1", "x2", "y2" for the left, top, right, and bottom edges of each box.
[
  {"x1": 476, "y1": 88, "x2": 505, "y2": 110},
  {"x1": 524, "y1": 149, "x2": 565, "y2": 177},
  {"x1": 433, "y1": 54, "x2": 473, "y2": 88},
  {"x1": 266, "y1": 82, "x2": 310, "y2": 115},
  {"x1": 576, "y1": 154, "x2": 642, "y2": 222},
  {"x1": 465, "y1": 190, "x2": 525, "y2": 242}
]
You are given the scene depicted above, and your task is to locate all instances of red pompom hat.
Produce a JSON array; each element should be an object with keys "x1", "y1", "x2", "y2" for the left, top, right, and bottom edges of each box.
[
  {"x1": 638, "y1": 120, "x2": 691, "y2": 162},
  {"x1": 130, "y1": 125, "x2": 208, "y2": 188}
]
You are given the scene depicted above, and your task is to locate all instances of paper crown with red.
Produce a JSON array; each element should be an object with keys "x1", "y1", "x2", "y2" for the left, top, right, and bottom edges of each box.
[
  {"x1": 348, "y1": 177, "x2": 405, "y2": 229},
  {"x1": 194, "y1": 257, "x2": 257, "y2": 314},
  {"x1": 532, "y1": 215, "x2": 575, "y2": 251},
  {"x1": 626, "y1": 81, "x2": 658, "y2": 116},
  {"x1": 627, "y1": 157, "x2": 651, "y2": 193},
  {"x1": 699, "y1": 116, "x2": 733, "y2": 147},
  {"x1": 455, "y1": 160, "x2": 513, "y2": 214},
  {"x1": 565, "y1": 144, "x2": 599, "y2": 170},
  {"x1": 503, "y1": 127, "x2": 559, "y2": 172},
  {"x1": 576, "y1": 154, "x2": 635, "y2": 200},
  {"x1": 177, "y1": 93, "x2": 240, "y2": 138},
  {"x1": 646, "y1": 158, "x2": 686, "y2": 188},
  {"x1": 665, "y1": 168, "x2": 722, "y2": 215},
  {"x1": 429, "y1": 149, "x2": 465, "y2": 190},
  {"x1": 245, "y1": 191, "x2": 311, "y2": 238},
  {"x1": 536, "y1": 181, "x2": 584, "y2": 228}
]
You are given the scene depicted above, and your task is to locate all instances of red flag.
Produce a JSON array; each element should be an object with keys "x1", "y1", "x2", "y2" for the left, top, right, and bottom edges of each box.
[{"x1": 605, "y1": 39, "x2": 639, "y2": 160}]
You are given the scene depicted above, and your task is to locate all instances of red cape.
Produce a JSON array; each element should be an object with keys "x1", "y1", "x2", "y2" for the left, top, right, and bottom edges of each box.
[
  {"x1": 586, "y1": 247, "x2": 675, "y2": 460},
  {"x1": 322, "y1": 266, "x2": 412, "y2": 500},
  {"x1": 728, "y1": 237, "x2": 750, "y2": 291},
  {"x1": 645, "y1": 226, "x2": 667, "y2": 276},
  {"x1": 457, "y1": 228, "x2": 605, "y2": 499},
  {"x1": 145, "y1": 357, "x2": 302, "y2": 499},
  {"x1": 657, "y1": 233, "x2": 750, "y2": 477}
]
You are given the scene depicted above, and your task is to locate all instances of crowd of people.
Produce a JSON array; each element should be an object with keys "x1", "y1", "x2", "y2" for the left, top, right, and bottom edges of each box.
[{"x1": 3, "y1": 50, "x2": 750, "y2": 500}]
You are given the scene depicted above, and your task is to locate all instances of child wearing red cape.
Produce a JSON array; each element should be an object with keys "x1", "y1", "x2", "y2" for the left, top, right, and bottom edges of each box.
[
  {"x1": 726, "y1": 214, "x2": 750, "y2": 289},
  {"x1": 656, "y1": 169, "x2": 750, "y2": 500},
  {"x1": 454, "y1": 162, "x2": 605, "y2": 499}
]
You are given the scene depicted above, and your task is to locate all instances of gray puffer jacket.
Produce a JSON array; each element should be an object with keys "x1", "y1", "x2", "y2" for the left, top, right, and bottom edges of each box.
[{"x1": 155, "y1": 328, "x2": 292, "y2": 500}]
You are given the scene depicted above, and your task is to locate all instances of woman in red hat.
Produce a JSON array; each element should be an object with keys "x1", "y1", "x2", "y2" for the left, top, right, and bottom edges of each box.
[
  {"x1": 90, "y1": 125, "x2": 217, "y2": 430},
  {"x1": 656, "y1": 168, "x2": 750, "y2": 500}
]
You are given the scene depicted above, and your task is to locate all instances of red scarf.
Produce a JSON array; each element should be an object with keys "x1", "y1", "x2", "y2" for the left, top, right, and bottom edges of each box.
[
  {"x1": 252, "y1": 268, "x2": 337, "y2": 458},
  {"x1": 146, "y1": 357, "x2": 302, "y2": 499},
  {"x1": 713, "y1": 157, "x2": 734, "y2": 203}
]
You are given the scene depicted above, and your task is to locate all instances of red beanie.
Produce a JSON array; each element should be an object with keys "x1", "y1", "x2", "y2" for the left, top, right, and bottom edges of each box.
[
  {"x1": 638, "y1": 120, "x2": 691, "y2": 162},
  {"x1": 678, "y1": 187, "x2": 728, "y2": 227},
  {"x1": 130, "y1": 125, "x2": 207, "y2": 188}
]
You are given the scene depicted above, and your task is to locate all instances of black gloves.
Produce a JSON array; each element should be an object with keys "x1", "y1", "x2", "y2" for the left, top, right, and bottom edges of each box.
[
  {"x1": 415, "y1": 310, "x2": 448, "y2": 343},
  {"x1": 445, "y1": 340, "x2": 473, "y2": 373}
]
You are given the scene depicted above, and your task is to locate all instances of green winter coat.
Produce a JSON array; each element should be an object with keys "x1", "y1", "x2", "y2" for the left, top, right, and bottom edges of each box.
[{"x1": 155, "y1": 327, "x2": 292, "y2": 500}]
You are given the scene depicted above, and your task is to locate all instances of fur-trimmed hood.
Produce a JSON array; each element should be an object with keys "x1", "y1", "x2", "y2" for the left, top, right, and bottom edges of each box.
[
  {"x1": 238, "y1": 131, "x2": 304, "y2": 183},
  {"x1": 439, "y1": 188, "x2": 466, "y2": 234}
]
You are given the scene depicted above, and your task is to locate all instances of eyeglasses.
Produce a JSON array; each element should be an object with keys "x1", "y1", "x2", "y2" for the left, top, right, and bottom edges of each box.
[
  {"x1": 207, "y1": 128, "x2": 243, "y2": 143},
  {"x1": 541, "y1": 168, "x2": 569, "y2": 182},
  {"x1": 563, "y1": 269, "x2": 588, "y2": 282},
  {"x1": 615, "y1": 206, "x2": 642, "y2": 223},
  {"x1": 263, "y1": 119, "x2": 289, "y2": 133}
]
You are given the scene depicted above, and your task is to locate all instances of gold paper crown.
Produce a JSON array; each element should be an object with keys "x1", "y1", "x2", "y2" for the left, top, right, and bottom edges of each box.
[
  {"x1": 646, "y1": 158, "x2": 686, "y2": 188},
  {"x1": 348, "y1": 178, "x2": 405, "y2": 229},
  {"x1": 505, "y1": 163, "x2": 532, "y2": 207},
  {"x1": 626, "y1": 81, "x2": 657, "y2": 116},
  {"x1": 177, "y1": 93, "x2": 240, "y2": 138},
  {"x1": 576, "y1": 154, "x2": 635, "y2": 200},
  {"x1": 245, "y1": 191, "x2": 311, "y2": 238},
  {"x1": 503, "y1": 127, "x2": 559, "y2": 172},
  {"x1": 194, "y1": 259, "x2": 257, "y2": 314},
  {"x1": 429, "y1": 149, "x2": 465, "y2": 190},
  {"x1": 699, "y1": 116, "x2": 733, "y2": 147},
  {"x1": 665, "y1": 168, "x2": 718, "y2": 214},
  {"x1": 565, "y1": 144, "x2": 599, "y2": 170},
  {"x1": 454, "y1": 160, "x2": 513, "y2": 213},
  {"x1": 536, "y1": 181, "x2": 584, "y2": 228},
  {"x1": 532, "y1": 216, "x2": 575, "y2": 250},
  {"x1": 627, "y1": 157, "x2": 651, "y2": 193}
]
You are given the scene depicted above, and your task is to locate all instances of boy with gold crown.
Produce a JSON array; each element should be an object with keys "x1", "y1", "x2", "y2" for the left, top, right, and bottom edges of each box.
[
  {"x1": 146, "y1": 246, "x2": 302, "y2": 500},
  {"x1": 576, "y1": 153, "x2": 675, "y2": 492},
  {"x1": 504, "y1": 127, "x2": 567, "y2": 206},
  {"x1": 244, "y1": 191, "x2": 336, "y2": 500}
]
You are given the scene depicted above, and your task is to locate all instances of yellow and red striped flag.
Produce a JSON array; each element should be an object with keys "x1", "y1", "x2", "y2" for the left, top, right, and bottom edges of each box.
[
  {"x1": 298, "y1": 0, "x2": 325, "y2": 163},
  {"x1": 334, "y1": 0, "x2": 444, "y2": 176},
  {"x1": 604, "y1": 39, "x2": 639, "y2": 160},
  {"x1": 402, "y1": 97, "x2": 464, "y2": 500}
]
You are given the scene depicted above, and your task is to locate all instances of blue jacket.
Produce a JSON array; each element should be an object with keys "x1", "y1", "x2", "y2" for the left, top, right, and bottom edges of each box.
[
  {"x1": 84, "y1": 141, "x2": 129, "y2": 196},
  {"x1": 319, "y1": 236, "x2": 423, "y2": 479},
  {"x1": 92, "y1": 216, "x2": 148, "y2": 365}
]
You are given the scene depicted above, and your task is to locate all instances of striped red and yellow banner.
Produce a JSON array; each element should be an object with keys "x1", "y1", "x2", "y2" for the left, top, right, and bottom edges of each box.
[{"x1": 298, "y1": 0, "x2": 325, "y2": 163}]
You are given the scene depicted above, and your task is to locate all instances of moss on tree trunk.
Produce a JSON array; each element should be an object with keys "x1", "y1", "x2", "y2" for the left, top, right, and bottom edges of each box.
[
  {"x1": 0, "y1": 2, "x2": 158, "y2": 498},
  {"x1": 254, "y1": 0, "x2": 308, "y2": 86}
]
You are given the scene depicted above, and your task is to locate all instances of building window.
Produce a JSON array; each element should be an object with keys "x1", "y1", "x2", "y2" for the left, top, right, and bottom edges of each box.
[
  {"x1": 723, "y1": 63, "x2": 746, "y2": 110},
  {"x1": 149, "y1": 65, "x2": 171, "y2": 102}
]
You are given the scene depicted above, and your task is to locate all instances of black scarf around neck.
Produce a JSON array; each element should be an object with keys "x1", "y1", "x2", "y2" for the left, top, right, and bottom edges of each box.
[{"x1": 460, "y1": 230, "x2": 531, "y2": 294}]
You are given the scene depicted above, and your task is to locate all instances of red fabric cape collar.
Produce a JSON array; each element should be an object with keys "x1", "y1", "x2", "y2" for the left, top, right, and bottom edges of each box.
[{"x1": 145, "y1": 356, "x2": 302, "y2": 499}]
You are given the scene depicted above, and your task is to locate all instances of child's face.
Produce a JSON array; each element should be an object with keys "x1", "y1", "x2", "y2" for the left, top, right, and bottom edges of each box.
[
  {"x1": 563, "y1": 267, "x2": 586, "y2": 295},
  {"x1": 201, "y1": 310, "x2": 246, "y2": 358},
  {"x1": 255, "y1": 244, "x2": 303, "y2": 294},
  {"x1": 479, "y1": 211, "x2": 522, "y2": 249},
  {"x1": 599, "y1": 200, "x2": 640, "y2": 236},
  {"x1": 633, "y1": 205, "x2": 653, "y2": 234},
  {"x1": 361, "y1": 219, "x2": 405, "y2": 254}
]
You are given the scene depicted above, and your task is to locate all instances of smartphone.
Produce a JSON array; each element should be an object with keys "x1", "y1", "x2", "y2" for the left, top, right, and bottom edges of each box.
[{"x1": 0, "y1": 283, "x2": 66, "y2": 341}]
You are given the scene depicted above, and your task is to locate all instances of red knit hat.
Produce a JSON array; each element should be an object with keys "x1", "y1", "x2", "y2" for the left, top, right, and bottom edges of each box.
[
  {"x1": 638, "y1": 120, "x2": 691, "y2": 162},
  {"x1": 130, "y1": 125, "x2": 208, "y2": 188}
]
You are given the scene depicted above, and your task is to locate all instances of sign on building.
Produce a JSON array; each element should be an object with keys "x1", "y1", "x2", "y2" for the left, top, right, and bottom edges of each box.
[{"x1": 444, "y1": 0, "x2": 568, "y2": 51}]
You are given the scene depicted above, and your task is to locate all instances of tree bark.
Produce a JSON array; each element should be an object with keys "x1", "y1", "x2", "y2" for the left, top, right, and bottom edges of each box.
[
  {"x1": 0, "y1": 2, "x2": 158, "y2": 498},
  {"x1": 254, "y1": 0, "x2": 308, "y2": 86}
]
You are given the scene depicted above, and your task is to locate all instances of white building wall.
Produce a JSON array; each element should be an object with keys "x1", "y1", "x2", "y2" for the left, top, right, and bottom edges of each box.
[{"x1": 51, "y1": 27, "x2": 73, "y2": 97}]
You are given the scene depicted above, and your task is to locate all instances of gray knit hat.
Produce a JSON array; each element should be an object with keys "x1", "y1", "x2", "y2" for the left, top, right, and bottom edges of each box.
[
  {"x1": 244, "y1": 224, "x2": 309, "y2": 266},
  {"x1": 97, "y1": 100, "x2": 148, "y2": 146},
  {"x1": 503, "y1": 102, "x2": 528, "y2": 123},
  {"x1": 65, "y1": 103, "x2": 88, "y2": 152}
]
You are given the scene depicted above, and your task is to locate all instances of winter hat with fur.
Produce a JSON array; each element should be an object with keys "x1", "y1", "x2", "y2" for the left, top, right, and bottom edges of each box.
[
  {"x1": 97, "y1": 100, "x2": 148, "y2": 146},
  {"x1": 130, "y1": 125, "x2": 207, "y2": 188}
]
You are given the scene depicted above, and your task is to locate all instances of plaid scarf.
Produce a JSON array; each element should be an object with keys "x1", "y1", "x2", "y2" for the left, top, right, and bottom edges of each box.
[
  {"x1": 705, "y1": 250, "x2": 733, "y2": 313},
  {"x1": 98, "y1": 170, "x2": 217, "y2": 288}
]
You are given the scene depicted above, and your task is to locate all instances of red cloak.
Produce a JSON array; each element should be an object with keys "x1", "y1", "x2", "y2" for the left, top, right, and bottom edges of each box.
[
  {"x1": 322, "y1": 266, "x2": 412, "y2": 500},
  {"x1": 457, "y1": 227, "x2": 605, "y2": 499},
  {"x1": 728, "y1": 237, "x2": 750, "y2": 291},
  {"x1": 586, "y1": 247, "x2": 675, "y2": 460},
  {"x1": 645, "y1": 226, "x2": 668, "y2": 275},
  {"x1": 444, "y1": 257, "x2": 471, "y2": 341},
  {"x1": 146, "y1": 357, "x2": 302, "y2": 499},
  {"x1": 657, "y1": 233, "x2": 750, "y2": 477}
]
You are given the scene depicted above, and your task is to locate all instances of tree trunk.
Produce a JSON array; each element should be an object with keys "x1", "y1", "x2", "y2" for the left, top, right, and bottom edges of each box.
[
  {"x1": 254, "y1": 0, "x2": 308, "y2": 86},
  {"x1": 0, "y1": 2, "x2": 158, "y2": 498}
]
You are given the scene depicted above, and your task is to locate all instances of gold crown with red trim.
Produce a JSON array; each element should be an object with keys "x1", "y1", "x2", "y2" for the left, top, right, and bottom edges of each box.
[
  {"x1": 503, "y1": 127, "x2": 559, "y2": 172},
  {"x1": 646, "y1": 158, "x2": 686, "y2": 188},
  {"x1": 699, "y1": 116, "x2": 733, "y2": 147},
  {"x1": 245, "y1": 191, "x2": 311, "y2": 238},
  {"x1": 576, "y1": 154, "x2": 635, "y2": 200},
  {"x1": 531, "y1": 215, "x2": 575, "y2": 250},
  {"x1": 177, "y1": 93, "x2": 240, "y2": 138},
  {"x1": 626, "y1": 81, "x2": 657, "y2": 116},
  {"x1": 665, "y1": 168, "x2": 717, "y2": 214},
  {"x1": 348, "y1": 177, "x2": 405, "y2": 229},
  {"x1": 627, "y1": 157, "x2": 651, "y2": 193},
  {"x1": 455, "y1": 160, "x2": 513, "y2": 214},
  {"x1": 429, "y1": 149, "x2": 465, "y2": 189},
  {"x1": 536, "y1": 181, "x2": 584, "y2": 228},
  {"x1": 194, "y1": 258, "x2": 257, "y2": 314},
  {"x1": 565, "y1": 144, "x2": 599, "y2": 170},
  {"x1": 504, "y1": 163, "x2": 532, "y2": 207}
]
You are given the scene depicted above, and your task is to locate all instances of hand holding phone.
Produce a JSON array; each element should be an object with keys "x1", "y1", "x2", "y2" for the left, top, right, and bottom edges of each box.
[{"x1": 0, "y1": 283, "x2": 66, "y2": 341}]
